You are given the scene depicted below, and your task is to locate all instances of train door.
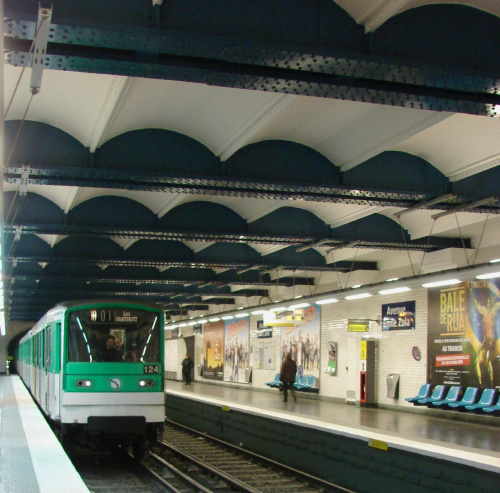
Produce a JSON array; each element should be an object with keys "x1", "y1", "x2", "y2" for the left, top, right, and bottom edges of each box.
[
  {"x1": 38, "y1": 331, "x2": 45, "y2": 404},
  {"x1": 44, "y1": 327, "x2": 50, "y2": 412},
  {"x1": 32, "y1": 335, "x2": 38, "y2": 396}
]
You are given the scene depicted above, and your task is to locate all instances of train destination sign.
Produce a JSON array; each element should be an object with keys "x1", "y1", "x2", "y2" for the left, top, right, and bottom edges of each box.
[{"x1": 89, "y1": 309, "x2": 141, "y2": 324}]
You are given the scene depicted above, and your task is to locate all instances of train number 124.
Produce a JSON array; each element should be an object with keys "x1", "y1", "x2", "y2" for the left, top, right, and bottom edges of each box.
[{"x1": 144, "y1": 365, "x2": 159, "y2": 374}]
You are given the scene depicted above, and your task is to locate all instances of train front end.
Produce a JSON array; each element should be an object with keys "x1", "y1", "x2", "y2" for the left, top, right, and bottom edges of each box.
[{"x1": 61, "y1": 302, "x2": 165, "y2": 454}]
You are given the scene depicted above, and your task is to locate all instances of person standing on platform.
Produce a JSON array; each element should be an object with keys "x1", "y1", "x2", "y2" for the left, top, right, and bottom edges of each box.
[
  {"x1": 280, "y1": 352, "x2": 297, "y2": 403},
  {"x1": 182, "y1": 354, "x2": 194, "y2": 385}
]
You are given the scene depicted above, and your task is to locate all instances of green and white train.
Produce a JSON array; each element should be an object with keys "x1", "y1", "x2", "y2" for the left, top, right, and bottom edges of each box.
[{"x1": 15, "y1": 300, "x2": 165, "y2": 455}]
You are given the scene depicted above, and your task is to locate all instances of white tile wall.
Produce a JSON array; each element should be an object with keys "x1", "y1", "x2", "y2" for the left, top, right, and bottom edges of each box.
[{"x1": 247, "y1": 288, "x2": 430, "y2": 408}]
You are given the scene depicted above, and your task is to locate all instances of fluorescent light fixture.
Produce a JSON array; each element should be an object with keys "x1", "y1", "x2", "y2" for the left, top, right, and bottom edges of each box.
[
  {"x1": 422, "y1": 279, "x2": 461, "y2": 288},
  {"x1": 270, "y1": 307, "x2": 286, "y2": 312},
  {"x1": 188, "y1": 321, "x2": 198, "y2": 325},
  {"x1": 294, "y1": 295, "x2": 303, "y2": 299},
  {"x1": 315, "y1": 298, "x2": 339, "y2": 305},
  {"x1": 235, "y1": 312, "x2": 249, "y2": 318},
  {"x1": 178, "y1": 323, "x2": 188, "y2": 327},
  {"x1": 378, "y1": 287, "x2": 411, "y2": 295},
  {"x1": 251, "y1": 310, "x2": 265, "y2": 315},
  {"x1": 208, "y1": 317, "x2": 221, "y2": 322},
  {"x1": 476, "y1": 271, "x2": 500, "y2": 280},
  {"x1": 345, "y1": 293, "x2": 372, "y2": 300},
  {"x1": 386, "y1": 278, "x2": 399, "y2": 282},
  {"x1": 288, "y1": 303, "x2": 310, "y2": 310},
  {"x1": 221, "y1": 315, "x2": 234, "y2": 320},
  {"x1": 351, "y1": 284, "x2": 361, "y2": 289},
  {"x1": 490, "y1": 258, "x2": 500, "y2": 264}
]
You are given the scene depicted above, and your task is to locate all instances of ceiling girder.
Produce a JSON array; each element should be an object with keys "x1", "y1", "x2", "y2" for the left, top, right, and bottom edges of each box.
[
  {"x1": 3, "y1": 16, "x2": 499, "y2": 117},
  {"x1": 4, "y1": 166, "x2": 500, "y2": 214},
  {"x1": 3, "y1": 256, "x2": 377, "y2": 273},
  {"x1": 3, "y1": 223, "x2": 470, "y2": 251},
  {"x1": 9, "y1": 274, "x2": 314, "y2": 288}
]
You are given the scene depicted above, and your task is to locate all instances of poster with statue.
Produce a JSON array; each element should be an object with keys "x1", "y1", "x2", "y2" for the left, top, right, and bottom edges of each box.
[
  {"x1": 427, "y1": 280, "x2": 500, "y2": 388},
  {"x1": 280, "y1": 304, "x2": 321, "y2": 384},
  {"x1": 202, "y1": 320, "x2": 224, "y2": 380},
  {"x1": 224, "y1": 316, "x2": 249, "y2": 383}
]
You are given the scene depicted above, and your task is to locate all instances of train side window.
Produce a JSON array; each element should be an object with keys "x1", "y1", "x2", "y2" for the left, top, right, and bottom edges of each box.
[{"x1": 45, "y1": 328, "x2": 51, "y2": 369}]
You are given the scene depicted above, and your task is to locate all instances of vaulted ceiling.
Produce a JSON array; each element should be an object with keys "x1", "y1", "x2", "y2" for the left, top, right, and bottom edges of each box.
[{"x1": 2, "y1": 0, "x2": 500, "y2": 324}]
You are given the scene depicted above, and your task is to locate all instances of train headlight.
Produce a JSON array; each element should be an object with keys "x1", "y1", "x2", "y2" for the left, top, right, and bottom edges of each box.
[
  {"x1": 77, "y1": 379, "x2": 93, "y2": 388},
  {"x1": 139, "y1": 379, "x2": 154, "y2": 388}
]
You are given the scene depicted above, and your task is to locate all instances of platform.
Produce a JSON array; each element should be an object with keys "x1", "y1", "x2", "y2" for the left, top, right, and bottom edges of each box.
[
  {"x1": 165, "y1": 380, "x2": 500, "y2": 474},
  {"x1": 0, "y1": 375, "x2": 89, "y2": 493}
]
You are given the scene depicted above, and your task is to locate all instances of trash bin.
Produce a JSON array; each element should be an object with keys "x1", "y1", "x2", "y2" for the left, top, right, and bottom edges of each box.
[
  {"x1": 245, "y1": 367, "x2": 252, "y2": 383},
  {"x1": 387, "y1": 373, "x2": 400, "y2": 398},
  {"x1": 197, "y1": 364, "x2": 203, "y2": 376}
]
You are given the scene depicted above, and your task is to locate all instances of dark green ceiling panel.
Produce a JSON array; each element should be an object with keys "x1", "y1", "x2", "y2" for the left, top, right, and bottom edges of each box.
[
  {"x1": 4, "y1": 121, "x2": 89, "y2": 167},
  {"x1": 196, "y1": 243, "x2": 260, "y2": 264},
  {"x1": 95, "y1": 129, "x2": 219, "y2": 174},
  {"x1": 452, "y1": 166, "x2": 500, "y2": 200},
  {"x1": 344, "y1": 151, "x2": 449, "y2": 195},
  {"x1": 226, "y1": 141, "x2": 340, "y2": 185},
  {"x1": 161, "y1": 201, "x2": 247, "y2": 233},
  {"x1": 250, "y1": 207, "x2": 331, "y2": 237},
  {"x1": 6, "y1": 0, "x2": 363, "y2": 48},
  {"x1": 4, "y1": 192, "x2": 65, "y2": 225},
  {"x1": 372, "y1": 5, "x2": 500, "y2": 73},
  {"x1": 3, "y1": 233, "x2": 52, "y2": 257},
  {"x1": 10, "y1": 262, "x2": 45, "y2": 277},
  {"x1": 53, "y1": 236, "x2": 124, "y2": 258},
  {"x1": 332, "y1": 214, "x2": 409, "y2": 244},
  {"x1": 44, "y1": 263, "x2": 103, "y2": 277},
  {"x1": 160, "y1": 0, "x2": 362, "y2": 48},
  {"x1": 263, "y1": 245, "x2": 326, "y2": 268},
  {"x1": 97, "y1": 266, "x2": 161, "y2": 279},
  {"x1": 160, "y1": 268, "x2": 215, "y2": 282},
  {"x1": 126, "y1": 239, "x2": 195, "y2": 262},
  {"x1": 69, "y1": 196, "x2": 157, "y2": 228}
]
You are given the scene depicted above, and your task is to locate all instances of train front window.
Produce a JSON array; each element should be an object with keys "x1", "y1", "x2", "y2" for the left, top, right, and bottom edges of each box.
[{"x1": 67, "y1": 308, "x2": 160, "y2": 363}]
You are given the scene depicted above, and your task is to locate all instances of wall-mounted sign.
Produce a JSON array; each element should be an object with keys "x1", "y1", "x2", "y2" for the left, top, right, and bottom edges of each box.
[
  {"x1": 348, "y1": 319, "x2": 369, "y2": 332},
  {"x1": 412, "y1": 346, "x2": 421, "y2": 361},
  {"x1": 256, "y1": 320, "x2": 273, "y2": 338},
  {"x1": 382, "y1": 300, "x2": 415, "y2": 330},
  {"x1": 326, "y1": 342, "x2": 337, "y2": 375},
  {"x1": 360, "y1": 340, "x2": 367, "y2": 360}
]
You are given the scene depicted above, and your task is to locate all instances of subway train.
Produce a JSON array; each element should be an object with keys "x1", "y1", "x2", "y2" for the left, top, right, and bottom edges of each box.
[{"x1": 15, "y1": 299, "x2": 165, "y2": 457}]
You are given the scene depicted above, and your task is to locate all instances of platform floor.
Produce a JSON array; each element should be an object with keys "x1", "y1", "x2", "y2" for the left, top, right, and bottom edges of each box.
[
  {"x1": 165, "y1": 380, "x2": 500, "y2": 473},
  {"x1": 0, "y1": 375, "x2": 89, "y2": 493}
]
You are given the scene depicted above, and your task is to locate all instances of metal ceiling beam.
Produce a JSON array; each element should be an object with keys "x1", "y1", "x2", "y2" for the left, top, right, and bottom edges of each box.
[
  {"x1": 5, "y1": 166, "x2": 500, "y2": 214},
  {"x1": 4, "y1": 15, "x2": 499, "y2": 117},
  {"x1": 3, "y1": 164, "x2": 428, "y2": 205},
  {"x1": 8, "y1": 274, "x2": 312, "y2": 288},
  {"x1": 3, "y1": 223, "x2": 472, "y2": 251},
  {"x1": 3, "y1": 256, "x2": 377, "y2": 273}
]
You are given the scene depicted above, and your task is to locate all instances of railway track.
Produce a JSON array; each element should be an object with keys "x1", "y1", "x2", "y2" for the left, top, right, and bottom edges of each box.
[
  {"x1": 142, "y1": 419, "x2": 356, "y2": 493},
  {"x1": 71, "y1": 447, "x2": 167, "y2": 493},
  {"x1": 71, "y1": 420, "x2": 356, "y2": 492}
]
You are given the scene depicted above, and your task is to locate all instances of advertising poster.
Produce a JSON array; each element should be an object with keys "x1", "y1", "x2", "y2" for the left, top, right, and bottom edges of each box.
[
  {"x1": 224, "y1": 316, "x2": 249, "y2": 382},
  {"x1": 326, "y1": 341, "x2": 337, "y2": 375},
  {"x1": 281, "y1": 304, "x2": 320, "y2": 383},
  {"x1": 202, "y1": 321, "x2": 224, "y2": 380},
  {"x1": 382, "y1": 301, "x2": 415, "y2": 330},
  {"x1": 427, "y1": 280, "x2": 500, "y2": 388}
]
